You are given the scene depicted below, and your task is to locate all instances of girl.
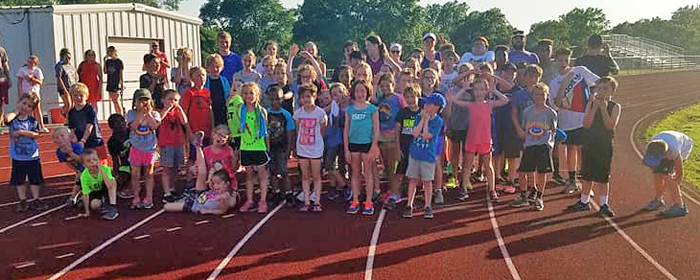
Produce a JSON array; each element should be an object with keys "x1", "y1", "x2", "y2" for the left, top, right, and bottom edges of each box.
[
  {"x1": 78, "y1": 50, "x2": 103, "y2": 114},
  {"x1": 237, "y1": 82, "x2": 271, "y2": 213},
  {"x1": 453, "y1": 78, "x2": 509, "y2": 201},
  {"x1": 104, "y1": 46, "x2": 125, "y2": 115},
  {"x1": 404, "y1": 57, "x2": 421, "y2": 81},
  {"x1": 365, "y1": 35, "x2": 401, "y2": 76},
  {"x1": 204, "y1": 125, "x2": 238, "y2": 193},
  {"x1": 272, "y1": 61, "x2": 294, "y2": 114},
  {"x1": 375, "y1": 73, "x2": 405, "y2": 210},
  {"x1": 304, "y1": 41, "x2": 327, "y2": 77},
  {"x1": 421, "y1": 33, "x2": 441, "y2": 69},
  {"x1": 354, "y1": 62, "x2": 373, "y2": 87},
  {"x1": 294, "y1": 83, "x2": 328, "y2": 211},
  {"x1": 260, "y1": 55, "x2": 278, "y2": 106},
  {"x1": 126, "y1": 89, "x2": 161, "y2": 209},
  {"x1": 335, "y1": 65, "x2": 353, "y2": 90},
  {"x1": 255, "y1": 41, "x2": 279, "y2": 76},
  {"x1": 233, "y1": 50, "x2": 262, "y2": 86},
  {"x1": 287, "y1": 44, "x2": 327, "y2": 108},
  {"x1": 443, "y1": 63, "x2": 475, "y2": 200},
  {"x1": 159, "y1": 89, "x2": 190, "y2": 203},
  {"x1": 344, "y1": 80, "x2": 380, "y2": 215},
  {"x1": 16, "y1": 55, "x2": 47, "y2": 132},
  {"x1": 172, "y1": 47, "x2": 193, "y2": 94}
]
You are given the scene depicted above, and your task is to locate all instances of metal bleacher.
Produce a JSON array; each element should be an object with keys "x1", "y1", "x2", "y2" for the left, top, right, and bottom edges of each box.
[{"x1": 603, "y1": 34, "x2": 697, "y2": 70}]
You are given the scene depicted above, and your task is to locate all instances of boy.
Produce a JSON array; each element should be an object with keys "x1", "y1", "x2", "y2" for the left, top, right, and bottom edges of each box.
[
  {"x1": 494, "y1": 62, "x2": 520, "y2": 193},
  {"x1": 440, "y1": 50, "x2": 459, "y2": 94},
  {"x1": 514, "y1": 83, "x2": 557, "y2": 211},
  {"x1": 395, "y1": 84, "x2": 421, "y2": 197},
  {"x1": 494, "y1": 45, "x2": 510, "y2": 75},
  {"x1": 642, "y1": 131, "x2": 694, "y2": 217},
  {"x1": 205, "y1": 54, "x2": 232, "y2": 126},
  {"x1": 52, "y1": 126, "x2": 84, "y2": 206},
  {"x1": 217, "y1": 31, "x2": 243, "y2": 85},
  {"x1": 107, "y1": 113, "x2": 134, "y2": 199},
  {"x1": 537, "y1": 39, "x2": 557, "y2": 84},
  {"x1": 140, "y1": 53, "x2": 166, "y2": 109},
  {"x1": 68, "y1": 83, "x2": 107, "y2": 159},
  {"x1": 159, "y1": 89, "x2": 189, "y2": 203},
  {"x1": 7, "y1": 92, "x2": 48, "y2": 212},
  {"x1": 78, "y1": 149, "x2": 119, "y2": 220},
  {"x1": 266, "y1": 86, "x2": 295, "y2": 205},
  {"x1": 403, "y1": 92, "x2": 444, "y2": 219}
]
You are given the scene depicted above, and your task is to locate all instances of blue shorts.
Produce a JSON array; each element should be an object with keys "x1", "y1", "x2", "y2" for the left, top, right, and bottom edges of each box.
[{"x1": 160, "y1": 145, "x2": 184, "y2": 168}]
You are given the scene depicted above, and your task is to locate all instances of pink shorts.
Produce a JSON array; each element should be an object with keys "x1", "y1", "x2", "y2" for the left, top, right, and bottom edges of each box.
[
  {"x1": 129, "y1": 147, "x2": 157, "y2": 167},
  {"x1": 465, "y1": 143, "x2": 492, "y2": 156}
]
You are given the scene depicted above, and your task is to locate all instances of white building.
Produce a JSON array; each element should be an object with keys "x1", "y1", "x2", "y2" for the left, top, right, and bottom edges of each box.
[{"x1": 0, "y1": 3, "x2": 202, "y2": 120}]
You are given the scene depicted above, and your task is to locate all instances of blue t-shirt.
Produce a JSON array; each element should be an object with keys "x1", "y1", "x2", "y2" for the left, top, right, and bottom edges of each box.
[
  {"x1": 324, "y1": 108, "x2": 344, "y2": 148},
  {"x1": 68, "y1": 104, "x2": 104, "y2": 148},
  {"x1": 409, "y1": 114, "x2": 443, "y2": 163},
  {"x1": 377, "y1": 94, "x2": 403, "y2": 132},
  {"x1": 421, "y1": 51, "x2": 442, "y2": 69},
  {"x1": 9, "y1": 116, "x2": 39, "y2": 161},
  {"x1": 126, "y1": 110, "x2": 162, "y2": 153},
  {"x1": 267, "y1": 108, "x2": 295, "y2": 147},
  {"x1": 219, "y1": 51, "x2": 243, "y2": 85},
  {"x1": 346, "y1": 103, "x2": 378, "y2": 144},
  {"x1": 508, "y1": 50, "x2": 540, "y2": 65},
  {"x1": 56, "y1": 142, "x2": 85, "y2": 171}
]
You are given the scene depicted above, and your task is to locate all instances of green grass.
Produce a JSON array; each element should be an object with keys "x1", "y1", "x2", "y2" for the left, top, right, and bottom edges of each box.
[{"x1": 646, "y1": 103, "x2": 700, "y2": 189}]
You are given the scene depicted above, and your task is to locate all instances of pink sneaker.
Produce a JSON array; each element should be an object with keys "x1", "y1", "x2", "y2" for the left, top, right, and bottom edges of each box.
[
  {"x1": 258, "y1": 202, "x2": 268, "y2": 213},
  {"x1": 239, "y1": 200, "x2": 254, "y2": 212},
  {"x1": 497, "y1": 185, "x2": 517, "y2": 194}
]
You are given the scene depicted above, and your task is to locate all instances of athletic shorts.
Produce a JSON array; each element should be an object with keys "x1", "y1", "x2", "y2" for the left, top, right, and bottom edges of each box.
[
  {"x1": 564, "y1": 128, "x2": 586, "y2": 146},
  {"x1": 581, "y1": 142, "x2": 613, "y2": 183},
  {"x1": 10, "y1": 159, "x2": 44, "y2": 186},
  {"x1": 160, "y1": 145, "x2": 184, "y2": 168},
  {"x1": 349, "y1": 143, "x2": 371, "y2": 153},
  {"x1": 88, "y1": 189, "x2": 108, "y2": 202},
  {"x1": 0, "y1": 80, "x2": 8, "y2": 105},
  {"x1": 465, "y1": 143, "x2": 492, "y2": 156},
  {"x1": 129, "y1": 147, "x2": 157, "y2": 167},
  {"x1": 518, "y1": 144, "x2": 553, "y2": 174},
  {"x1": 240, "y1": 150, "x2": 270, "y2": 167},
  {"x1": 498, "y1": 131, "x2": 522, "y2": 159},
  {"x1": 437, "y1": 136, "x2": 445, "y2": 156},
  {"x1": 406, "y1": 157, "x2": 436, "y2": 181},
  {"x1": 653, "y1": 158, "x2": 676, "y2": 175},
  {"x1": 106, "y1": 84, "x2": 122, "y2": 93},
  {"x1": 447, "y1": 130, "x2": 468, "y2": 144},
  {"x1": 268, "y1": 148, "x2": 290, "y2": 175},
  {"x1": 323, "y1": 146, "x2": 341, "y2": 171}
]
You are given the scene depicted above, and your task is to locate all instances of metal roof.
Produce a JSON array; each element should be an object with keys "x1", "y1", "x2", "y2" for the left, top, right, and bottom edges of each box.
[{"x1": 0, "y1": 3, "x2": 202, "y2": 25}]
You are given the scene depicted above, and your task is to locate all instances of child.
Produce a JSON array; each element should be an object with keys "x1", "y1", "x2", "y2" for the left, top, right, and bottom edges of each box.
[
  {"x1": 203, "y1": 125, "x2": 238, "y2": 194},
  {"x1": 260, "y1": 55, "x2": 278, "y2": 103},
  {"x1": 159, "y1": 89, "x2": 189, "y2": 203},
  {"x1": 323, "y1": 84, "x2": 348, "y2": 201},
  {"x1": 403, "y1": 93, "x2": 445, "y2": 219},
  {"x1": 77, "y1": 50, "x2": 103, "y2": 114},
  {"x1": 217, "y1": 31, "x2": 243, "y2": 85},
  {"x1": 396, "y1": 69, "x2": 414, "y2": 96},
  {"x1": 344, "y1": 80, "x2": 380, "y2": 215},
  {"x1": 237, "y1": 82, "x2": 271, "y2": 213},
  {"x1": 104, "y1": 46, "x2": 125, "y2": 115},
  {"x1": 55, "y1": 48, "x2": 78, "y2": 115},
  {"x1": 78, "y1": 149, "x2": 119, "y2": 220},
  {"x1": 126, "y1": 89, "x2": 162, "y2": 209},
  {"x1": 395, "y1": 84, "x2": 422, "y2": 200},
  {"x1": 348, "y1": 51, "x2": 366, "y2": 70},
  {"x1": 514, "y1": 82, "x2": 557, "y2": 211},
  {"x1": 266, "y1": 86, "x2": 295, "y2": 205},
  {"x1": 419, "y1": 68, "x2": 447, "y2": 205},
  {"x1": 7, "y1": 92, "x2": 48, "y2": 212},
  {"x1": 568, "y1": 77, "x2": 621, "y2": 217},
  {"x1": 172, "y1": 47, "x2": 193, "y2": 94},
  {"x1": 52, "y1": 126, "x2": 84, "y2": 206},
  {"x1": 183, "y1": 66, "x2": 214, "y2": 149},
  {"x1": 140, "y1": 53, "x2": 166, "y2": 109},
  {"x1": 16, "y1": 55, "x2": 47, "y2": 132},
  {"x1": 641, "y1": 131, "x2": 694, "y2": 217},
  {"x1": 443, "y1": 63, "x2": 475, "y2": 199},
  {"x1": 68, "y1": 83, "x2": 107, "y2": 160},
  {"x1": 335, "y1": 65, "x2": 353, "y2": 90},
  {"x1": 294, "y1": 83, "x2": 328, "y2": 211},
  {"x1": 233, "y1": 50, "x2": 262, "y2": 86},
  {"x1": 453, "y1": 78, "x2": 510, "y2": 202},
  {"x1": 272, "y1": 61, "x2": 294, "y2": 114},
  {"x1": 107, "y1": 113, "x2": 134, "y2": 199},
  {"x1": 375, "y1": 73, "x2": 405, "y2": 210},
  {"x1": 205, "y1": 54, "x2": 231, "y2": 127},
  {"x1": 440, "y1": 50, "x2": 459, "y2": 94}
]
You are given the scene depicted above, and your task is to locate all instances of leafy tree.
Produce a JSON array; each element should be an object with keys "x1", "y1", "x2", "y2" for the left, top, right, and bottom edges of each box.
[
  {"x1": 0, "y1": 0, "x2": 183, "y2": 10},
  {"x1": 450, "y1": 8, "x2": 513, "y2": 55},
  {"x1": 425, "y1": 0, "x2": 470, "y2": 41},
  {"x1": 559, "y1": 7, "x2": 609, "y2": 48},
  {"x1": 527, "y1": 20, "x2": 569, "y2": 50},
  {"x1": 611, "y1": 5, "x2": 700, "y2": 54}
]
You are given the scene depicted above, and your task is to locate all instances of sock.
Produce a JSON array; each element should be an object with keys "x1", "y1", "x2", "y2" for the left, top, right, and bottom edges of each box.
[
  {"x1": 568, "y1": 171, "x2": 576, "y2": 182},
  {"x1": 581, "y1": 194, "x2": 590, "y2": 204},
  {"x1": 599, "y1": 195, "x2": 608, "y2": 206}
]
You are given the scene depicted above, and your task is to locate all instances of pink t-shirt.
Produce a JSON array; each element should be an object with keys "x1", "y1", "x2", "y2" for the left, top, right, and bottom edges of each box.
[
  {"x1": 203, "y1": 145, "x2": 237, "y2": 189},
  {"x1": 466, "y1": 101, "x2": 492, "y2": 145}
]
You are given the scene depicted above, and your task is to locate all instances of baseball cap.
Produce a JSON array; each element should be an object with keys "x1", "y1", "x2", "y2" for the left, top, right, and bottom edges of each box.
[
  {"x1": 642, "y1": 140, "x2": 668, "y2": 168},
  {"x1": 555, "y1": 128, "x2": 567, "y2": 142},
  {"x1": 512, "y1": 30, "x2": 525, "y2": 38},
  {"x1": 420, "y1": 93, "x2": 446, "y2": 108},
  {"x1": 133, "y1": 88, "x2": 152, "y2": 100},
  {"x1": 423, "y1": 32, "x2": 437, "y2": 42},
  {"x1": 390, "y1": 43, "x2": 402, "y2": 52}
]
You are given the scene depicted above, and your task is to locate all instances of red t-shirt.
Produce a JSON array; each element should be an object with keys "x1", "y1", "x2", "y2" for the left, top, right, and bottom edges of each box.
[
  {"x1": 204, "y1": 145, "x2": 237, "y2": 189},
  {"x1": 158, "y1": 107, "x2": 185, "y2": 146},
  {"x1": 155, "y1": 51, "x2": 169, "y2": 83},
  {"x1": 183, "y1": 87, "x2": 213, "y2": 137}
]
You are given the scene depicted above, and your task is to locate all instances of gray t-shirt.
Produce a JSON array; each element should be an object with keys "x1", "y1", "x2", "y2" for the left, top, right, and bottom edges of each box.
[
  {"x1": 293, "y1": 106, "x2": 327, "y2": 158},
  {"x1": 55, "y1": 61, "x2": 78, "y2": 94},
  {"x1": 126, "y1": 110, "x2": 162, "y2": 152},
  {"x1": 232, "y1": 70, "x2": 262, "y2": 85},
  {"x1": 447, "y1": 88, "x2": 473, "y2": 131},
  {"x1": 520, "y1": 105, "x2": 557, "y2": 148},
  {"x1": 652, "y1": 131, "x2": 694, "y2": 161}
]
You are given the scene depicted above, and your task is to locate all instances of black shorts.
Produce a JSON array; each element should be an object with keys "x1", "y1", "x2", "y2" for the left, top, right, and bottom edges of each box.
[
  {"x1": 581, "y1": 142, "x2": 613, "y2": 183},
  {"x1": 10, "y1": 159, "x2": 44, "y2": 186},
  {"x1": 229, "y1": 137, "x2": 241, "y2": 151},
  {"x1": 518, "y1": 145, "x2": 553, "y2": 174},
  {"x1": 653, "y1": 158, "x2": 676, "y2": 175},
  {"x1": 447, "y1": 130, "x2": 468, "y2": 144},
  {"x1": 564, "y1": 128, "x2": 586, "y2": 146},
  {"x1": 349, "y1": 143, "x2": 371, "y2": 153},
  {"x1": 88, "y1": 189, "x2": 108, "y2": 202},
  {"x1": 240, "y1": 150, "x2": 270, "y2": 167},
  {"x1": 499, "y1": 132, "x2": 522, "y2": 159},
  {"x1": 106, "y1": 84, "x2": 121, "y2": 93},
  {"x1": 323, "y1": 146, "x2": 341, "y2": 170},
  {"x1": 268, "y1": 147, "x2": 289, "y2": 175},
  {"x1": 396, "y1": 154, "x2": 409, "y2": 175}
]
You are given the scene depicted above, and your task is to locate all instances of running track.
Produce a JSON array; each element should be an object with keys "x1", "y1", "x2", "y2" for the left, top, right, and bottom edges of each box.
[{"x1": 1, "y1": 71, "x2": 700, "y2": 280}]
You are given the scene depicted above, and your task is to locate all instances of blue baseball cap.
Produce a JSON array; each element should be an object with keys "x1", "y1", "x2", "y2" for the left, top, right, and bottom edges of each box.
[
  {"x1": 642, "y1": 141, "x2": 668, "y2": 168},
  {"x1": 420, "y1": 93, "x2": 446, "y2": 108},
  {"x1": 555, "y1": 128, "x2": 567, "y2": 142}
]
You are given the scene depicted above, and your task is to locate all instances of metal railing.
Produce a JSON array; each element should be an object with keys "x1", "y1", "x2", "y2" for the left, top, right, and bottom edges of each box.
[
  {"x1": 608, "y1": 55, "x2": 700, "y2": 76},
  {"x1": 603, "y1": 34, "x2": 684, "y2": 57}
]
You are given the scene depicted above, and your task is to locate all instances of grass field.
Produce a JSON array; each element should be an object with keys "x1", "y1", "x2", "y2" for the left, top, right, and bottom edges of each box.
[{"x1": 646, "y1": 103, "x2": 700, "y2": 189}]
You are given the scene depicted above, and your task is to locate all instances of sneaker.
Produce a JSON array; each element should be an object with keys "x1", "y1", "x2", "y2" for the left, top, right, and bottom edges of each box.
[
  {"x1": 598, "y1": 204, "x2": 615, "y2": 217},
  {"x1": 257, "y1": 202, "x2": 268, "y2": 213},
  {"x1": 141, "y1": 198, "x2": 154, "y2": 209},
  {"x1": 299, "y1": 204, "x2": 310, "y2": 212},
  {"x1": 191, "y1": 131, "x2": 205, "y2": 147},
  {"x1": 463, "y1": 179, "x2": 473, "y2": 190},
  {"x1": 402, "y1": 206, "x2": 414, "y2": 218},
  {"x1": 239, "y1": 200, "x2": 255, "y2": 212},
  {"x1": 327, "y1": 189, "x2": 340, "y2": 201},
  {"x1": 567, "y1": 201, "x2": 591, "y2": 212},
  {"x1": 371, "y1": 190, "x2": 382, "y2": 203},
  {"x1": 552, "y1": 173, "x2": 567, "y2": 185},
  {"x1": 658, "y1": 204, "x2": 688, "y2": 217},
  {"x1": 562, "y1": 181, "x2": 580, "y2": 194},
  {"x1": 457, "y1": 188, "x2": 469, "y2": 201},
  {"x1": 643, "y1": 198, "x2": 665, "y2": 211},
  {"x1": 526, "y1": 189, "x2": 537, "y2": 203},
  {"x1": 383, "y1": 198, "x2": 397, "y2": 210},
  {"x1": 498, "y1": 185, "x2": 517, "y2": 194},
  {"x1": 162, "y1": 192, "x2": 180, "y2": 203},
  {"x1": 509, "y1": 193, "x2": 530, "y2": 207},
  {"x1": 117, "y1": 188, "x2": 135, "y2": 199},
  {"x1": 101, "y1": 205, "x2": 119, "y2": 220},
  {"x1": 362, "y1": 202, "x2": 375, "y2": 215},
  {"x1": 347, "y1": 201, "x2": 360, "y2": 214},
  {"x1": 14, "y1": 200, "x2": 29, "y2": 212},
  {"x1": 534, "y1": 197, "x2": 544, "y2": 211},
  {"x1": 31, "y1": 199, "x2": 49, "y2": 211},
  {"x1": 423, "y1": 205, "x2": 434, "y2": 219},
  {"x1": 130, "y1": 198, "x2": 142, "y2": 210},
  {"x1": 489, "y1": 190, "x2": 500, "y2": 203},
  {"x1": 312, "y1": 203, "x2": 323, "y2": 212},
  {"x1": 344, "y1": 187, "x2": 352, "y2": 202},
  {"x1": 446, "y1": 176, "x2": 457, "y2": 188},
  {"x1": 434, "y1": 189, "x2": 445, "y2": 206}
]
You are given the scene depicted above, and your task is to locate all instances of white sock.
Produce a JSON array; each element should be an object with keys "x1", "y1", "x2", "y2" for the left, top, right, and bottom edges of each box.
[
  {"x1": 580, "y1": 194, "x2": 590, "y2": 204},
  {"x1": 599, "y1": 195, "x2": 608, "y2": 206}
]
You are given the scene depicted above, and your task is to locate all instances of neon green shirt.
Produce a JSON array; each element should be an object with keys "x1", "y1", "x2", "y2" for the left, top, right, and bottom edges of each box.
[
  {"x1": 240, "y1": 110, "x2": 268, "y2": 151},
  {"x1": 227, "y1": 94, "x2": 244, "y2": 137},
  {"x1": 80, "y1": 165, "x2": 114, "y2": 195}
]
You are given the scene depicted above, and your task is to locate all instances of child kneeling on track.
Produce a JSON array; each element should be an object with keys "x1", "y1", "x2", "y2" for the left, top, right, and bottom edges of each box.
[
  {"x1": 107, "y1": 114, "x2": 134, "y2": 199},
  {"x1": 164, "y1": 134, "x2": 235, "y2": 215},
  {"x1": 52, "y1": 126, "x2": 85, "y2": 207},
  {"x1": 78, "y1": 149, "x2": 119, "y2": 220},
  {"x1": 294, "y1": 83, "x2": 328, "y2": 212},
  {"x1": 642, "y1": 131, "x2": 694, "y2": 217},
  {"x1": 403, "y1": 93, "x2": 445, "y2": 219}
]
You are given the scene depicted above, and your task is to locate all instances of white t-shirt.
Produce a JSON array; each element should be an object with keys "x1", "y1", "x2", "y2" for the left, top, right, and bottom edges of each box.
[
  {"x1": 16, "y1": 66, "x2": 43, "y2": 94},
  {"x1": 293, "y1": 106, "x2": 328, "y2": 158},
  {"x1": 652, "y1": 131, "x2": 694, "y2": 161},
  {"x1": 440, "y1": 70, "x2": 459, "y2": 93},
  {"x1": 459, "y1": 51, "x2": 495, "y2": 64},
  {"x1": 549, "y1": 66, "x2": 599, "y2": 131}
]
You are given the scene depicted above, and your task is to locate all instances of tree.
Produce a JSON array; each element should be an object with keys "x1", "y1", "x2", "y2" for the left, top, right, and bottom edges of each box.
[
  {"x1": 450, "y1": 8, "x2": 513, "y2": 54},
  {"x1": 0, "y1": 0, "x2": 183, "y2": 10},
  {"x1": 611, "y1": 5, "x2": 700, "y2": 54},
  {"x1": 527, "y1": 20, "x2": 569, "y2": 50},
  {"x1": 199, "y1": 0, "x2": 294, "y2": 55},
  {"x1": 559, "y1": 7, "x2": 610, "y2": 48},
  {"x1": 425, "y1": 0, "x2": 470, "y2": 41}
]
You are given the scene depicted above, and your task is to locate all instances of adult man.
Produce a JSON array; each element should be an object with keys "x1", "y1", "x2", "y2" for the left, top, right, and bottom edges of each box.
[
  {"x1": 575, "y1": 35, "x2": 620, "y2": 77},
  {"x1": 508, "y1": 30, "x2": 539, "y2": 65}
]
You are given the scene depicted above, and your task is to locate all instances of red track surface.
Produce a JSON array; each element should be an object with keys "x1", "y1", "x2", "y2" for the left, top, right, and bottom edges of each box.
[{"x1": 2, "y1": 71, "x2": 700, "y2": 280}]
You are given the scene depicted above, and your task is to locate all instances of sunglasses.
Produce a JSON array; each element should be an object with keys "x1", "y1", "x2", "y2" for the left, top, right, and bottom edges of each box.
[{"x1": 390, "y1": 50, "x2": 401, "y2": 54}]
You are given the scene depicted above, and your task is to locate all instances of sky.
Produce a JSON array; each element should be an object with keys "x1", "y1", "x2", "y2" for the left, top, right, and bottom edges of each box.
[{"x1": 179, "y1": 0, "x2": 700, "y2": 32}]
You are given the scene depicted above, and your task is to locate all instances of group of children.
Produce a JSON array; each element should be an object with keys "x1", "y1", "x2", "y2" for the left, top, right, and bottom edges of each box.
[{"x1": 5, "y1": 31, "x2": 693, "y2": 220}]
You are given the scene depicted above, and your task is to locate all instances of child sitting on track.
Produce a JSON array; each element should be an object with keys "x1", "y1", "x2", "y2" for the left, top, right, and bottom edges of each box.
[
  {"x1": 642, "y1": 131, "x2": 694, "y2": 217},
  {"x1": 52, "y1": 126, "x2": 85, "y2": 207},
  {"x1": 78, "y1": 148, "x2": 119, "y2": 220}
]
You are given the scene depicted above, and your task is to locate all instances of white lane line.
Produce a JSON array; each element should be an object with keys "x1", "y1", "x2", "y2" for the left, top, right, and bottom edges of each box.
[
  {"x1": 487, "y1": 199, "x2": 521, "y2": 280},
  {"x1": 0, "y1": 204, "x2": 66, "y2": 234},
  {"x1": 195, "y1": 220, "x2": 210, "y2": 225},
  {"x1": 166, "y1": 227, "x2": 182, "y2": 232},
  {"x1": 628, "y1": 100, "x2": 700, "y2": 208},
  {"x1": 15, "y1": 262, "x2": 36, "y2": 269},
  {"x1": 31, "y1": 222, "x2": 48, "y2": 227},
  {"x1": 64, "y1": 215, "x2": 81, "y2": 221},
  {"x1": 221, "y1": 214, "x2": 236, "y2": 219},
  {"x1": 207, "y1": 202, "x2": 285, "y2": 280},
  {"x1": 48, "y1": 209, "x2": 165, "y2": 280},
  {"x1": 0, "y1": 192, "x2": 72, "y2": 208},
  {"x1": 364, "y1": 208, "x2": 387, "y2": 280},
  {"x1": 590, "y1": 201, "x2": 678, "y2": 280},
  {"x1": 55, "y1": 253, "x2": 75, "y2": 259},
  {"x1": 133, "y1": 234, "x2": 151, "y2": 240}
]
